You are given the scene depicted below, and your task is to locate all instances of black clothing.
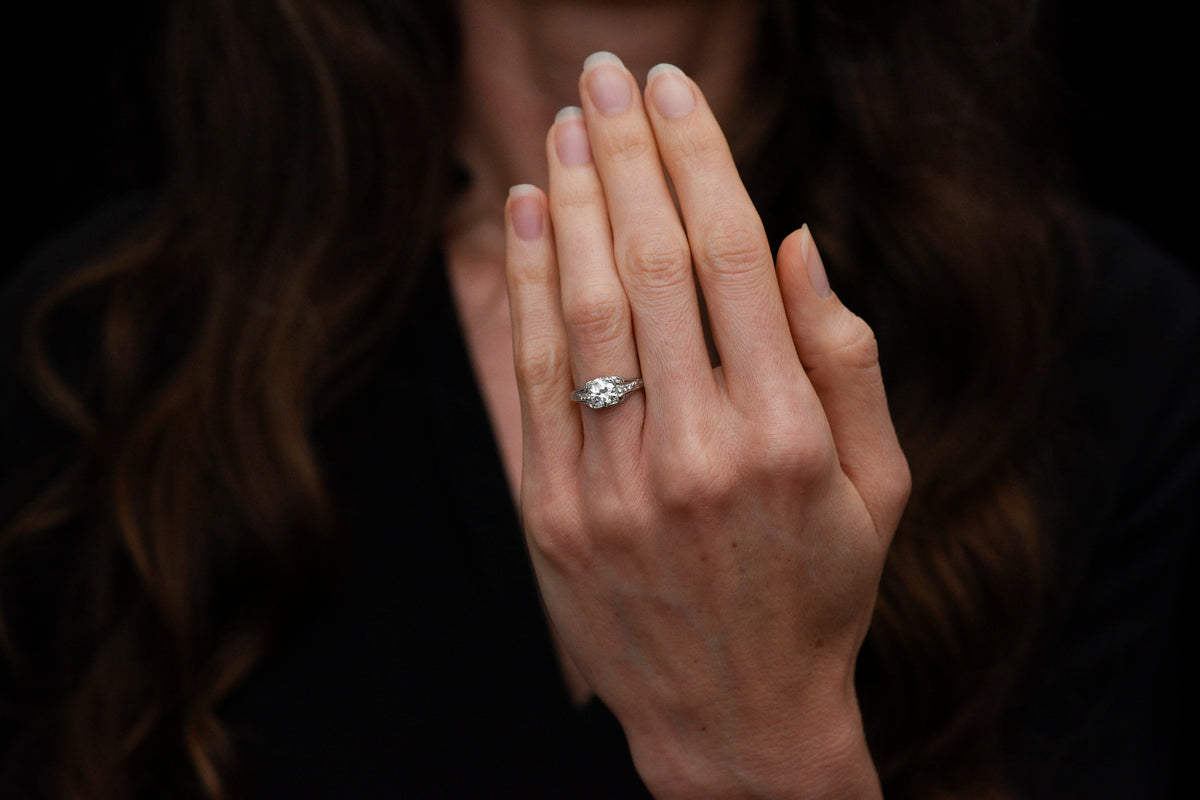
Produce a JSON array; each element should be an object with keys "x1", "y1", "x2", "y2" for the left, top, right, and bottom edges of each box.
[
  {"x1": 1001, "y1": 216, "x2": 1199, "y2": 799},
  {"x1": 2, "y1": 202, "x2": 1197, "y2": 798}
]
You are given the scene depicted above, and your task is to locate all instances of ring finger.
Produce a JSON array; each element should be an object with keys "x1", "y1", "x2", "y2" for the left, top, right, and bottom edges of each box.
[{"x1": 548, "y1": 106, "x2": 643, "y2": 461}]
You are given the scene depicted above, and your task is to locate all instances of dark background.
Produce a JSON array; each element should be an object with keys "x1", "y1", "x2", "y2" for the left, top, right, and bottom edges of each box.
[
  {"x1": 9, "y1": 2, "x2": 1196, "y2": 277},
  {"x1": 4, "y1": 2, "x2": 1195, "y2": 790}
]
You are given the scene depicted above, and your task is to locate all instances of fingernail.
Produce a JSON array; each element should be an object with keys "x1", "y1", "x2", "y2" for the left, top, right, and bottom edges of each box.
[
  {"x1": 647, "y1": 64, "x2": 694, "y2": 118},
  {"x1": 509, "y1": 185, "x2": 543, "y2": 241},
  {"x1": 583, "y1": 51, "x2": 631, "y2": 116},
  {"x1": 554, "y1": 107, "x2": 592, "y2": 166},
  {"x1": 801, "y1": 224, "x2": 832, "y2": 298}
]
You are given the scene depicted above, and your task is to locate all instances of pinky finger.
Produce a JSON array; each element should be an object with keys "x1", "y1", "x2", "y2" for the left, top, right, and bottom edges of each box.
[{"x1": 505, "y1": 185, "x2": 582, "y2": 490}]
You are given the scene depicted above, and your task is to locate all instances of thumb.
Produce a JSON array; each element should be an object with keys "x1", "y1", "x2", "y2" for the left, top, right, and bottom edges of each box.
[{"x1": 777, "y1": 225, "x2": 910, "y2": 540}]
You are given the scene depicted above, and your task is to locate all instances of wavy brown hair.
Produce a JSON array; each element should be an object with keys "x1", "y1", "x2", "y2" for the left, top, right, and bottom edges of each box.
[{"x1": 3, "y1": 0, "x2": 1070, "y2": 797}]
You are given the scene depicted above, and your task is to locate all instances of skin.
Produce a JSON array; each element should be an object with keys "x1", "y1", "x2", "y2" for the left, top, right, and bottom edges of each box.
[
  {"x1": 446, "y1": 0, "x2": 761, "y2": 501},
  {"x1": 448, "y1": 2, "x2": 911, "y2": 796}
]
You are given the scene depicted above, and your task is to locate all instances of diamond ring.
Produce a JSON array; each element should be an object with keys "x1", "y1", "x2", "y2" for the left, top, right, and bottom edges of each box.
[{"x1": 571, "y1": 376, "x2": 644, "y2": 409}]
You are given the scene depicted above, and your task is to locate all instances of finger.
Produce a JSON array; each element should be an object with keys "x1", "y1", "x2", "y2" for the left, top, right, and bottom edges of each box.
[
  {"x1": 578, "y1": 52, "x2": 714, "y2": 415},
  {"x1": 547, "y1": 107, "x2": 643, "y2": 459},
  {"x1": 505, "y1": 185, "x2": 582, "y2": 488},
  {"x1": 644, "y1": 63, "x2": 800, "y2": 404},
  {"x1": 777, "y1": 226, "x2": 912, "y2": 541}
]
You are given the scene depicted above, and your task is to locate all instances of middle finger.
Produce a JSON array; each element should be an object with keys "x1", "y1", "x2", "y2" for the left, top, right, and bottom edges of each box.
[
  {"x1": 644, "y1": 63, "x2": 801, "y2": 405},
  {"x1": 579, "y1": 52, "x2": 714, "y2": 417}
]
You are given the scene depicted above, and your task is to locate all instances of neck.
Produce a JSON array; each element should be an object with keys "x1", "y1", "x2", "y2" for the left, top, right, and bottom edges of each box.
[{"x1": 445, "y1": 0, "x2": 762, "y2": 262}]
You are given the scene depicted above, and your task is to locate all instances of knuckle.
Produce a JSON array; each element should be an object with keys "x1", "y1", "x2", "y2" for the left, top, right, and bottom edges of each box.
[
  {"x1": 552, "y1": 180, "x2": 600, "y2": 213},
  {"x1": 582, "y1": 486, "x2": 645, "y2": 547},
  {"x1": 857, "y1": 446, "x2": 912, "y2": 539},
  {"x1": 827, "y1": 314, "x2": 881, "y2": 371},
  {"x1": 650, "y1": 434, "x2": 736, "y2": 511},
  {"x1": 507, "y1": 253, "x2": 548, "y2": 291},
  {"x1": 583, "y1": 488, "x2": 624, "y2": 532},
  {"x1": 622, "y1": 231, "x2": 691, "y2": 290},
  {"x1": 884, "y1": 449, "x2": 913, "y2": 513},
  {"x1": 514, "y1": 333, "x2": 568, "y2": 391},
  {"x1": 696, "y1": 214, "x2": 768, "y2": 275},
  {"x1": 599, "y1": 126, "x2": 656, "y2": 165},
  {"x1": 563, "y1": 288, "x2": 629, "y2": 347},
  {"x1": 524, "y1": 503, "x2": 591, "y2": 568},
  {"x1": 672, "y1": 129, "x2": 726, "y2": 168},
  {"x1": 755, "y1": 425, "x2": 835, "y2": 484},
  {"x1": 659, "y1": 463, "x2": 732, "y2": 512}
]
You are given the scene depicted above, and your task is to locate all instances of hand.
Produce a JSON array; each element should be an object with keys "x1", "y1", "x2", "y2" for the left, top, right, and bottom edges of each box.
[{"x1": 504, "y1": 53, "x2": 909, "y2": 799}]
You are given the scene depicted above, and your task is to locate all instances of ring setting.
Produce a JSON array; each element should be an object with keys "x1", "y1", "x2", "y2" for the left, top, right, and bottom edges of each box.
[{"x1": 571, "y1": 376, "x2": 644, "y2": 409}]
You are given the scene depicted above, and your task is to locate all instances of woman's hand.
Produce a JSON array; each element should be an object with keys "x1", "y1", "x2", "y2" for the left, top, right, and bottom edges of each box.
[{"x1": 504, "y1": 52, "x2": 909, "y2": 799}]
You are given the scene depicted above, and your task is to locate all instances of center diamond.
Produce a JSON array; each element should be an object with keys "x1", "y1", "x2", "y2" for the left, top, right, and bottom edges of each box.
[{"x1": 583, "y1": 376, "x2": 622, "y2": 408}]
